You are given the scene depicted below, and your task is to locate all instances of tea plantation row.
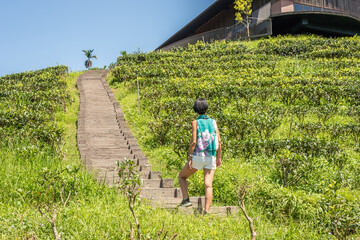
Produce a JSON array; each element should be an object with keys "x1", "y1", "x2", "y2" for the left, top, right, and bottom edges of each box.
[
  {"x1": 0, "y1": 66, "x2": 69, "y2": 147},
  {"x1": 109, "y1": 35, "x2": 360, "y2": 238}
]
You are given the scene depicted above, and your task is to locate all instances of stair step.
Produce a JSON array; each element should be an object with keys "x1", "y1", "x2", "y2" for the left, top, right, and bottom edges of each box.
[
  {"x1": 86, "y1": 154, "x2": 135, "y2": 160},
  {"x1": 138, "y1": 164, "x2": 152, "y2": 171},
  {"x1": 150, "y1": 196, "x2": 205, "y2": 208},
  {"x1": 84, "y1": 143, "x2": 128, "y2": 147},
  {"x1": 142, "y1": 179, "x2": 174, "y2": 188},
  {"x1": 177, "y1": 206, "x2": 239, "y2": 216},
  {"x1": 127, "y1": 139, "x2": 138, "y2": 145},
  {"x1": 86, "y1": 149, "x2": 131, "y2": 154},
  {"x1": 140, "y1": 188, "x2": 181, "y2": 199},
  {"x1": 79, "y1": 129, "x2": 122, "y2": 134},
  {"x1": 140, "y1": 171, "x2": 161, "y2": 180},
  {"x1": 86, "y1": 146, "x2": 129, "y2": 151},
  {"x1": 134, "y1": 158, "x2": 148, "y2": 165}
]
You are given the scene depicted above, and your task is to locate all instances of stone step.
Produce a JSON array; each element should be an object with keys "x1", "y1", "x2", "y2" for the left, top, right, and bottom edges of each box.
[
  {"x1": 177, "y1": 206, "x2": 239, "y2": 216},
  {"x1": 133, "y1": 152, "x2": 147, "y2": 159},
  {"x1": 127, "y1": 139, "x2": 138, "y2": 145},
  {"x1": 101, "y1": 171, "x2": 163, "y2": 186},
  {"x1": 86, "y1": 149, "x2": 131, "y2": 159},
  {"x1": 84, "y1": 140, "x2": 127, "y2": 145},
  {"x1": 78, "y1": 131, "x2": 123, "y2": 136},
  {"x1": 86, "y1": 148, "x2": 131, "y2": 154},
  {"x1": 138, "y1": 164, "x2": 152, "y2": 171},
  {"x1": 91, "y1": 160, "x2": 151, "y2": 172},
  {"x1": 79, "y1": 128, "x2": 121, "y2": 134},
  {"x1": 99, "y1": 170, "x2": 161, "y2": 181},
  {"x1": 85, "y1": 123, "x2": 119, "y2": 127},
  {"x1": 83, "y1": 119, "x2": 119, "y2": 124},
  {"x1": 79, "y1": 136, "x2": 123, "y2": 141},
  {"x1": 140, "y1": 188, "x2": 181, "y2": 199},
  {"x1": 124, "y1": 135, "x2": 135, "y2": 140},
  {"x1": 85, "y1": 156, "x2": 135, "y2": 165},
  {"x1": 142, "y1": 179, "x2": 174, "y2": 189},
  {"x1": 130, "y1": 149, "x2": 143, "y2": 155},
  {"x1": 84, "y1": 136, "x2": 126, "y2": 142},
  {"x1": 129, "y1": 145, "x2": 140, "y2": 150},
  {"x1": 86, "y1": 153, "x2": 134, "y2": 159},
  {"x1": 82, "y1": 143, "x2": 128, "y2": 148},
  {"x1": 140, "y1": 171, "x2": 161, "y2": 180},
  {"x1": 84, "y1": 125, "x2": 120, "y2": 129},
  {"x1": 137, "y1": 158, "x2": 149, "y2": 165},
  {"x1": 83, "y1": 78, "x2": 102, "y2": 81},
  {"x1": 151, "y1": 196, "x2": 205, "y2": 209},
  {"x1": 87, "y1": 163, "x2": 119, "y2": 171}
]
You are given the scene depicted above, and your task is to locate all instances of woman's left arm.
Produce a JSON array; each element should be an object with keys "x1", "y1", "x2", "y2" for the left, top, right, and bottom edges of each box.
[{"x1": 188, "y1": 120, "x2": 197, "y2": 169}]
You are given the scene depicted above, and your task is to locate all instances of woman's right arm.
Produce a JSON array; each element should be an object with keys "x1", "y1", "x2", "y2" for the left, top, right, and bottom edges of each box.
[{"x1": 216, "y1": 124, "x2": 222, "y2": 168}]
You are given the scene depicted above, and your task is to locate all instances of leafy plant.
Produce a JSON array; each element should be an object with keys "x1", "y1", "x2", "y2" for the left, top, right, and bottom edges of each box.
[
  {"x1": 321, "y1": 182, "x2": 360, "y2": 240},
  {"x1": 116, "y1": 159, "x2": 142, "y2": 239},
  {"x1": 26, "y1": 166, "x2": 78, "y2": 240},
  {"x1": 116, "y1": 159, "x2": 178, "y2": 240},
  {"x1": 274, "y1": 149, "x2": 316, "y2": 187}
]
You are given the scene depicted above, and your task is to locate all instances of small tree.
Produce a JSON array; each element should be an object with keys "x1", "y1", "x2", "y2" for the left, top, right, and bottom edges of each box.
[
  {"x1": 26, "y1": 166, "x2": 78, "y2": 240},
  {"x1": 82, "y1": 49, "x2": 97, "y2": 69},
  {"x1": 116, "y1": 159, "x2": 142, "y2": 239},
  {"x1": 236, "y1": 179, "x2": 256, "y2": 240},
  {"x1": 116, "y1": 158, "x2": 178, "y2": 240},
  {"x1": 234, "y1": 0, "x2": 253, "y2": 39}
]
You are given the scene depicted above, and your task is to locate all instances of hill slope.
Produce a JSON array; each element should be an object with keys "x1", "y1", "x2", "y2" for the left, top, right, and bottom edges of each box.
[{"x1": 109, "y1": 35, "x2": 360, "y2": 239}]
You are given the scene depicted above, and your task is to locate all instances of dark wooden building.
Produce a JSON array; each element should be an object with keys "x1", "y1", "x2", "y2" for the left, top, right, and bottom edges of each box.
[{"x1": 157, "y1": 0, "x2": 360, "y2": 50}]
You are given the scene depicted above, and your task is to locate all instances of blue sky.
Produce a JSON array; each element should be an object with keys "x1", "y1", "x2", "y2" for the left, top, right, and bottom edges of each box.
[{"x1": 0, "y1": 0, "x2": 216, "y2": 76}]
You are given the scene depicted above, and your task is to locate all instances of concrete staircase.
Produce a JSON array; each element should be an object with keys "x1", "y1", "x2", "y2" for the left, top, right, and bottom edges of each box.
[{"x1": 76, "y1": 70, "x2": 238, "y2": 215}]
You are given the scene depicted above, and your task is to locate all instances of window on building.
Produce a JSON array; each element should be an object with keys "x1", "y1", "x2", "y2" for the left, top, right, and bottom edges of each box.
[
  {"x1": 313, "y1": 6, "x2": 323, "y2": 11},
  {"x1": 303, "y1": 4, "x2": 313, "y2": 10},
  {"x1": 294, "y1": 3, "x2": 304, "y2": 11}
]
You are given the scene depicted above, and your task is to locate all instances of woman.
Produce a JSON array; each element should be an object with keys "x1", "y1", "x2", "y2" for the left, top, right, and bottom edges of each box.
[{"x1": 178, "y1": 98, "x2": 222, "y2": 214}]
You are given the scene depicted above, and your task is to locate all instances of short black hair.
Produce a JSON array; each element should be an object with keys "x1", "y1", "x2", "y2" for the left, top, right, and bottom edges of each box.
[{"x1": 193, "y1": 98, "x2": 208, "y2": 114}]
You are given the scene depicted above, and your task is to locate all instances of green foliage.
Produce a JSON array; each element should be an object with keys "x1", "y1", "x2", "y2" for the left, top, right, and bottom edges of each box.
[
  {"x1": 321, "y1": 182, "x2": 360, "y2": 240},
  {"x1": 26, "y1": 166, "x2": 78, "y2": 209},
  {"x1": 116, "y1": 158, "x2": 142, "y2": 201},
  {"x1": 116, "y1": 158, "x2": 143, "y2": 239},
  {"x1": 109, "y1": 35, "x2": 360, "y2": 238},
  {"x1": 26, "y1": 166, "x2": 78, "y2": 239},
  {"x1": 0, "y1": 66, "x2": 69, "y2": 148},
  {"x1": 274, "y1": 149, "x2": 317, "y2": 187},
  {"x1": 0, "y1": 63, "x2": 352, "y2": 240},
  {"x1": 234, "y1": 0, "x2": 253, "y2": 24}
]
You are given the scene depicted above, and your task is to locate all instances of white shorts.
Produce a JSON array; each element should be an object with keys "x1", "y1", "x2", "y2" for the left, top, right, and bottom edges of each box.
[{"x1": 191, "y1": 155, "x2": 216, "y2": 170}]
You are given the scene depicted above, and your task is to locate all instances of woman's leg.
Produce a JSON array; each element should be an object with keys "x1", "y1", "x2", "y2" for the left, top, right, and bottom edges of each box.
[
  {"x1": 179, "y1": 162, "x2": 197, "y2": 199},
  {"x1": 203, "y1": 169, "x2": 215, "y2": 212}
]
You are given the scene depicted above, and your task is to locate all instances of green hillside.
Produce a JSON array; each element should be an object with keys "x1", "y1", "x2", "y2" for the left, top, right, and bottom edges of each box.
[
  {"x1": 109, "y1": 35, "x2": 360, "y2": 239},
  {"x1": 1, "y1": 66, "x2": 318, "y2": 240},
  {"x1": 1, "y1": 35, "x2": 359, "y2": 239}
]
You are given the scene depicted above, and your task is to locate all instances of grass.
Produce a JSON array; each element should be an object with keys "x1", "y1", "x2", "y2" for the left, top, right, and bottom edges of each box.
[{"x1": 0, "y1": 68, "x2": 334, "y2": 239}]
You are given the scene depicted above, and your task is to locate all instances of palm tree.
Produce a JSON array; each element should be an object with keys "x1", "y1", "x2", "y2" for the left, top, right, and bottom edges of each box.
[{"x1": 82, "y1": 49, "x2": 97, "y2": 69}]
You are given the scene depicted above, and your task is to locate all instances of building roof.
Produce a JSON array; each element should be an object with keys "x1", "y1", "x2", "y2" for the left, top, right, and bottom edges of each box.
[{"x1": 156, "y1": 0, "x2": 234, "y2": 50}]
